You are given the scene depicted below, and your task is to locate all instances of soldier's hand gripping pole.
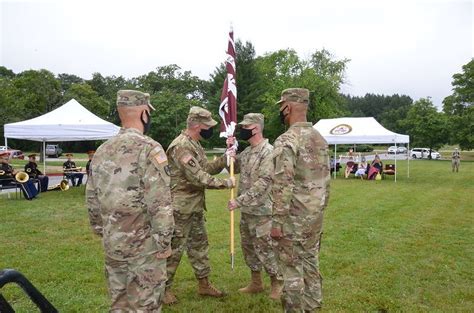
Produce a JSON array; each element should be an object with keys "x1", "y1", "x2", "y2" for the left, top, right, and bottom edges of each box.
[{"x1": 230, "y1": 157, "x2": 235, "y2": 270}]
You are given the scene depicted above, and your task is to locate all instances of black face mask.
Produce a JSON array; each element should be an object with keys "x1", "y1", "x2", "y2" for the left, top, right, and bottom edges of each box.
[
  {"x1": 238, "y1": 127, "x2": 256, "y2": 141},
  {"x1": 141, "y1": 110, "x2": 151, "y2": 135},
  {"x1": 200, "y1": 127, "x2": 213, "y2": 140},
  {"x1": 279, "y1": 106, "x2": 288, "y2": 125}
]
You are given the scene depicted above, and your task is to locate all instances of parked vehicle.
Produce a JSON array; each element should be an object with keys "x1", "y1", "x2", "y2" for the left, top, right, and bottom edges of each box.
[
  {"x1": 410, "y1": 148, "x2": 441, "y2": 159},
  {"x1": 45, "y1": 144, "x2": 63, "y2": 158},
  {"x1": 388, "y1": 146, "x2": 408, "y2": 154},
  {"x1": 5, "y1": 149, "x2": 25, "y2": 160},
  {"x1": 0, "y1": 146, "x2": 11, "y2": 151}
]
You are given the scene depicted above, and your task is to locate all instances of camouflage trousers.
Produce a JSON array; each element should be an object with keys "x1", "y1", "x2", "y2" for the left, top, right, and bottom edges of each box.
[
  {"x1": 274, "y1": 235, "x2": 323, "y2": 312},
  {"x1": 452, "y1": 159, "x2": 460, "y2": 172},
  {"x1": 240, "y1": 213, "x2": 280, "y2": 277},
  {"x1": 105, "y1": 252, "x2": 166, "y2": 313},
  {"x1": 166, "y1": 211, "x2": 210, "y2": 288}
]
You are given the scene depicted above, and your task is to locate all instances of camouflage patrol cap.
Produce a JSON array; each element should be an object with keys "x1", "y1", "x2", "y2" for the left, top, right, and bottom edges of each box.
[
  {"x1": 276, "y1": 88, "x2": 310, "y2": 105},
  {"x1": 187, "y1": 106, "x2": 218, "y2": 127},
  {"x1": 239, "y1": 113, "x2": 264, "y2": 128},
  {"x1": 117, "y1": 90, "x2": 156, "y2": 111}
]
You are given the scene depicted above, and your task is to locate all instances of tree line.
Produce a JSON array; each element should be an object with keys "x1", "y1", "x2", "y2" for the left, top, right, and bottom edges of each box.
[{"x1": 0, "y1": 41, "x2": 472, "y2": 153}]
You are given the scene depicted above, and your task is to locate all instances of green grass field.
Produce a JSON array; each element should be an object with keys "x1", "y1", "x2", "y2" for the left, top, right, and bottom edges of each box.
[{"x1": 0, "y1": 160, "x2": 473, "y2": 312}]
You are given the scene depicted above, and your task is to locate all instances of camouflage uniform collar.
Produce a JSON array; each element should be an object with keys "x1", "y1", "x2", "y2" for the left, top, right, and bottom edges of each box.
[
  {"x1": 181, "y1": 130, "x2": 202, "y2": 149},
  {"x1": 250, "y1": 138, "x2": 269, "y2": 152},
  {"x1": 290, "y1": 122, "x2": 312, "y2": 128},
  {"x1": 181, "y1": 129, "x2": 201, "y2": 143},
  {"x1": 120, "y1": 127, "x2": 143, "y2": 135}
]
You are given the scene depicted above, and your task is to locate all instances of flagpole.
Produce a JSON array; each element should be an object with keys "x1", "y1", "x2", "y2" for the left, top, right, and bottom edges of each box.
[
  {"x1": 218, "y1": 26, "x2": 237, "y2": 270},
  {"x1": 230, "y1": 158, "x2": 235, "y2": 270}
]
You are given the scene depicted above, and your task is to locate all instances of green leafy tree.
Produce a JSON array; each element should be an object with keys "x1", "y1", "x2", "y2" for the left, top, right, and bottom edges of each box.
[
  {"x1": 206, "y1": 40, "x2": 265, "y2": 148},
  {"x1": 0, "y1": 66, "x2": 15, "y2": 79},
  {"x1": 58, "y1": 73, "x2": 84, "y2": 95},
  {"x1": 148, "y1": 90, "x2": 201, "y2": 149},
  {"x1": 64, "y1": 83, "x2": 110, "y2": 119},
  {"x1": 343, "y1": 93, "x2": 413, "y2": 132},
  {"x1": 136, "y1": 65, "x2": 206, "y2": 99},
  {"x1": 254, "y1": 48, "x2": 350, "y2": 142},
  {"x1": 88, "y1": 73, "x2": 135, "y2": 123},
  {"x1": 61, "y1": 83, "x2": 115, "y2": 153},
  {"x1": 401, "y1": 98, "x2": 448, "y2": 158},
  {"x1": 443, "y1": 59, "x2": 474, "y2": 150},
  {"x1": 207, "y1": 41, "x2": 264, "y2": 117},
  {"x1": 0, "y1": 77, "x2": 16, "y2": 140},
  {"x1": 0, "y1": 69, "x2": 61, "y2": 150},
  {"x1": 11, "y1": 69, "x2": 62, "y2": 116},
  {"x1": 133, "y1": 65, "x2": 211, "y2": 147}
]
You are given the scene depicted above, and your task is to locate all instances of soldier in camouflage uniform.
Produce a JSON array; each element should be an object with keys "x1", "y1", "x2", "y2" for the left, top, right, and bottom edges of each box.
[
  {"x1": 271, "y1": 88, "x2": 330, "y2": 312},
  {"x1": 86, "y1": 90, "x2": 174, "y2": 313},
  {"x1": 226, "y1": 113, "x2": 282, "y2": 300},
  {"x1": 163, "y1": 106, "x2": 235, "y2": 304},
  {"x1": 452, "y1": 148, "x2": 460, "y2": 172}
]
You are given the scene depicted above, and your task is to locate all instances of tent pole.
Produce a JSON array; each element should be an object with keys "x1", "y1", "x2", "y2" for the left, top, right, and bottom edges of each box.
[
  {"x1": 4, "y1": 137, "x2": 7, "y2": 147},
  {"x1": 394, "y1": 142, "x2": 397, "y2": 182},
  {"x1": 334, "y1": 144, "x2": 337, "y2": 179},
  {"x1": 407, "y1": 142, "x2": 410, "y2": 178},
  {"x1": 43, "y1": 140, "x2": 46, "y2": 174}
]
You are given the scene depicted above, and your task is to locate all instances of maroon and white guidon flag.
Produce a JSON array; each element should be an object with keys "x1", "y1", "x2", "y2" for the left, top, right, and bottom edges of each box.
[{"x1": 219, "y1": 29, "x2": 237, "y2": 139}]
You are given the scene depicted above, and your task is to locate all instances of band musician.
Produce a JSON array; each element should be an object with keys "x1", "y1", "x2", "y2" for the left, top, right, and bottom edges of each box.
[
  {"x1": 63, "y1": 153, "x2": 83, "y2": 187},
  {"x1": 24, "y1": 153, "x2": 49, "y2": 192},
  {"x1": 1, "y1": 151, "x2": 38, "y2": 199}
]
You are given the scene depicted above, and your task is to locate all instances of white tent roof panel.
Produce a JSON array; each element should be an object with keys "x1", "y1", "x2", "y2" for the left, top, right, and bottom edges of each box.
[
  {"x1": 313, "y1": 117, "x2": 409, "y2": 144},
  {"x1": 4, "y1": 99, "x2": 120, "y2": 142}
]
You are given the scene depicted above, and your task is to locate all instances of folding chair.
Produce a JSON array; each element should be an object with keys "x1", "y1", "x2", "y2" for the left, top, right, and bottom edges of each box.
[{"x1": 383, "y1": 164, "x2": 396, "y2": 179}]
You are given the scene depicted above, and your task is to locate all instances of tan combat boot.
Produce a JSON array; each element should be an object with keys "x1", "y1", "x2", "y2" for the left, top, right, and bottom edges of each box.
[
  {"x1": 238, "y1": 271, "x2": 264, "y2": 294},
  {"x1": 162, "y1": 288, "x2": 178, "y2": 305},
  {"x1": 197, "y1": 277, "x2": 226, "y2": 297},
  {"x1": 269, "y1": 275, "x2": 283, "y2": 300}
]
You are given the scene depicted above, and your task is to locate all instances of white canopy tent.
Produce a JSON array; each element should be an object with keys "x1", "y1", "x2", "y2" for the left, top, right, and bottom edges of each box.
[
  {"x1": 313, "y1": 117, "x2": 410, "y2": 181},
  {"x1": 4, "y1": 99, "x2": 120, "y2": 173}
]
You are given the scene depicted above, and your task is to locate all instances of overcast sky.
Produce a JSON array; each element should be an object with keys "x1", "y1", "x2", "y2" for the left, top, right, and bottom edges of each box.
[{"x1": 1, "y1": 0, "x2": 472, "y2": 108}]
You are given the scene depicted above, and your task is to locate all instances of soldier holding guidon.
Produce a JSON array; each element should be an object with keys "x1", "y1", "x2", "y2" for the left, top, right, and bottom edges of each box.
[
  {"x1": 227, "y1": 113, "x2": 282, "y2": 300},
  {"x1": 271, "y1": 88, "x2": 330, "y2": 312},
  {"x1": 86, "y1": 90, "x2": 174, "y2": 312}
]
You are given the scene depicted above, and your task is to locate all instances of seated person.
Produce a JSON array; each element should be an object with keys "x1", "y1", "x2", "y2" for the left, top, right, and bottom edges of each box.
[
  {"x1": 25, "y1": 153, "x2": 49, "y2": 192},
  {"x1": 355, "y1": 157, "x2": 368, "y2": 179},
  {"x1": 63, "y1": 153, "x2": 84, "y2": 187},
  {"x1": 368, "y1": 155, "x2": 383, "y2": 180},
  {"x1": 344, "y1": 157, "x2": 355, "y2": 178},
  {"x1": 0, "y1": 151, "x2": 15, "y2": 186},
  {"x1": 1, "y1": 151, "x2": 38, "y2": 199}
]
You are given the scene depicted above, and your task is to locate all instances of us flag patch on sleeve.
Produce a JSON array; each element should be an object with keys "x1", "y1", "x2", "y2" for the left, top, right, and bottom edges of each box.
[
  {"x1": 155, "y1": 151, "x2": 167, "y2": 164},
  {"x1": 149, "y1": 146, "x2": 168, "y2": 166}
]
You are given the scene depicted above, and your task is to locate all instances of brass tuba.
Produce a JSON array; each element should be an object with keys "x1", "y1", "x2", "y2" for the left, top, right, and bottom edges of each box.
[
  {"x1": 15, "y1": 171, "x2": 29, "y2": 183},
  {"x1": 48, "y1": 179, "x2": 69, "y2": 191}
]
